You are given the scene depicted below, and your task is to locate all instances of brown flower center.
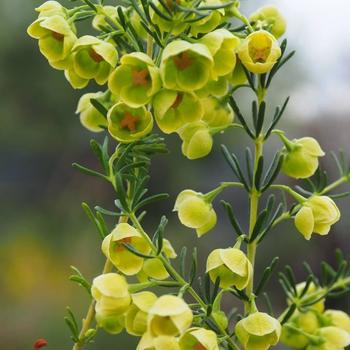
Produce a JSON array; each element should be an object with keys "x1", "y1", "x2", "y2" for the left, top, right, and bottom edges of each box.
[
  {"x1": 171, "y1": 93, "x2": 183, "y2": 109},
  {"x1": 120, "y1": 112, "x2": 140, "y2": 132},
  {"x1": 249, "y1": 46, "x2": 270, "y2": 63},
  {"x1": 194, "y1": 343, "x2": 206, "y2": 350},
  {"x1": 132, "y1": 68, "x2": 149, "y2": 86},
  {"x1": 114, "y1": 237, "x2": 132, "y2": 252},
  {"x1": 173, "y1": 52, "x2": 193, "y2": 70},
  {"x1": 51, "y1": 31, "x2": 64, "y2": 42},
  {"x1": 89, "y1": 49, "x2": 104, "y2": 63}
]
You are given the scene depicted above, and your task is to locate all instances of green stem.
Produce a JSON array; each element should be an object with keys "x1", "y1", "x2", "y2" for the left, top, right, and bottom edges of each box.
[
  {"x1": 231, "y1": 7, "x2": 254, "y2": 33},
  {"x1": 319, "y1": 176, "x2": 347, "y2": 195},
  {"x1": 129, "y1": 213, "x2": 241, "y2": 350},
  {"x1": 270, "y1": 184, "x2": 306, "y2": 203}
]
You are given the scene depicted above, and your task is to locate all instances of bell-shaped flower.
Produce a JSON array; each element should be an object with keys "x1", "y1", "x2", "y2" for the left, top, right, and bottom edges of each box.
[
  {"x1": 190, "y1": 0, "x2": 224, "y2": 37},
  {"x1": 92, "y1": 5, "x2": 119, "y2": 30},
  {"x1": 179, "y1": 327, "x2": 219, "y2": 350},
  {"x1": 281, "y1": 137, "x2": 325, "y2": 179},
  {"x1": 174, "y1": 190, "x2": 217, "y2": 237},
  {"x1": 76, "y1": 92, "x2": 108, "y2": 132},
  {"x1": 178, "y1": 121, "x2": 213, "y2": 160},
  {"x1": 294, "y1": 196, "x2": 340, "y2": 240},
  {"x1": 148, "y1": 295, "x2": 193, "y2": 337},
  {"x1": 229, "y1": 60, "x2": 248, "y2": 86},
  {"x1": 137, "y1": 333, "x2": 180, "y2": 350},
  {"x1": 109, "y1": 52, "x2": 161, "y2": 108},
  {"x1": 153, "y1": 90, "x2": 204, "y2": 134},
  {"x1": 95, "y1": 303, "x2": 125, "y2": 334},
  {"x1": 238, "y1": 30, "x2": 281, "y2": 74},
  {"x1": 196, "y1": 76, "x2": 230, "y2": 98},
  {"x1": 140, "y1": 239, "x2": 177, "y2": 281},
  {"x1": 27, "y1": 15, "x2": 77, "y2": 70},
  {"x1": 201, "y1": 96, "x2": 234, "y2": 129},
  {"x1": 235, "y1": 312, "x2": 281, "y2": 350},
  {"x1": 126, "y1": 291, "x2": 158, "y2": 336},
  {"x1": 306, "y1": 327, "x2": 350, "y2": 350},
  {"x1": 70, "y1": 35, "x2": 118, "y2": 86},
  {"x1": 206, "y1": 248, "x2": 252, "y2": 289},
  {"x1": 160, "y1": 41, "x2": 214, "y2": 92},
  {"x1": 107, "y1": 102, "x2": 153, "y2": 143},
  {"x1": 102, "y1": 223, "x2": 151, "y2": 275},
  {"x1": 91, "y1": 273, "x2": 131, "y2": 315},
  {"x1": 324, "y1": 310, "x2": 350, "y2": 332},
  {"x1": 200, "y1": 29, "x2": 240, "y2": 79},
  {"x1": 35, "y1": 1, "x2": 67, "y2": 18},
  {"x1": 250, "y1": 5, "x2": 286, "y2": 39}
]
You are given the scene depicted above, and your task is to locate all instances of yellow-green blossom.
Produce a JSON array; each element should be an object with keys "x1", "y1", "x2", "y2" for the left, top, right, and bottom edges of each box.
[
  {"x1": 199, "y1": 28, "x2": 240, "y2": 79},
  {"x1": 196, "y1": 76, "x2": 230, "y2": 98},
  {"x1": 109, "y1": 52, "x2": 161, "y2": 108},
  {"x1": 174, "y1": 190, "x2": 217, "y2": 236},
  {"x1": 153, "y1": 90, "x2": 204, "y2": 134},
  {"x1": 27, "y1": 15, "x2": 76, "y2": 70},
  {"x1": 35, "y1": 1, "x2": 67, "y2": 18},
  {"x1": 206, "y1": 248, "x2": 252, "y2": 289},
  {"x1": 235, "y1": 312, "x2": 281, "y2": 350},
  {"x1": 148, "y1": 295, "x2": 193, "y2": 337},
  {"x1": 76, "y1": 92, "x2": 108, "y2": 132},
  {"x1": 294, "y1": 196, "x2": 340, "y2": 240},
  {"x1": 95, "y1": 304, "x2": 125, "y2": 334},
  {"x1": 281, "y1": 137, "x2": 325, "y2": 179},
  {"x1": 238, "y1": 30, "x2": 281, "y2": 74},
  {"x1": 294, "y1": 282, "x2": 325, "y2": 313},
  {"x1": 160, "y1": 41, "x2": 214, "y2": 92},
  {"x1": 178, "y1": 121, "x2": 213, "y2": 160},
  {"x1": 126, "y1": 291, "x2": 158, "y2": 336},
  {"x1": 179, "y1": 327, "x2": 219, "y2": 350},
  {"x1": 137, "y1": 333, "x2": 180, "y2": 350},
  {"x1": 107, "y1": 102, "x2": 153, "y2": 143},
  {"x1": 229, "y1": 59, "x2": 248, "y2": 86},
  {"x1": 69, "y1": 35, "x2": 118, "y2": 87},
  {"x1": 102, "y1": 223, "x2": 151, "y2": 275},
  {"x1": 250, "y1": 5, "x2": 286, "y2": 39},
  {"x1": 306, "y1": 327, "x2": 350, "y2": 350},
  {"x1": 324, "y1": 310, "x2": 350, "y2": 332},
  {"x1": 201, "y1": 96, "x2": 234, "y2": 128},
  {"x1": 92, "y1": 5, "x2": 119, "y2": 30}
]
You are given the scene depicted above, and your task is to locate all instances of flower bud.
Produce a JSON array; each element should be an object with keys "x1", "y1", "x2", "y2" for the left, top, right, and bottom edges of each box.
[
  {"x1": 109, "y1": 52, "x2": 161, "y2": 108},
  {"x1": 238, "y1": 30, "x2": 281, "y2": 74},
  {"x1": 201, "y1": 96, "x2": 234, "y2": 129},
  {"x1": 27, "y1": 15, "x2": 76, "y2": 70},
  {"x1": 102, "y1": 223, "x2": 151, "y2": 275},
  {"x1": 174, "y1": 190, "x2": 217, "y2": 236},
  {"x1": 200, "y1": 29, "x2": 240, "y2": 79},
  {"x1": 95, "y1": 303, "x2": 125, "y2": 334},
  {"x1": 235, "y1": 312, "x2": 281, "y2": 350},
  {"x1": 107, "y1": 102, "x2": 153, "y2": 143},
  {"x1": 250, "y1": 5, "x2": 286, "y2": 39},
  {"x1": 126, "y1": 291, "x2": 158, "y2": 336},
  {"x1": 294, "y1": 196, "x2": 340, "y2": 240},
  {"x1": 294, "y1": 282, "x2": 325, "y2": 313},
  {"x1": 137, "y1": 333, "x2": 180, "y2": 350},
  {"x1": 91, "y1": 273, "x2": 131, "y2": 320},
  {"x1": 206, "y1": 248, "x2": 252, "y2": 289},
  {"x1": 179, "y1": 327, "x2": 219, "y2": 350},
  {"x1": 148, "y1": 295, "x2": 193, "y2": 337},
  {"x1": 70, "y1": 35, "x2": 118, "y2": 87},
  {"x1": 282, "y1": 137, "x2": 325, "y2": 179},
  {"x1": 178, "y1": 122, "x2": 213, "y2": 160},
  {"x1": 153, "y1": 90, "x2": 203, "y2": 134},
  {"x1": 306, "y1": 327, "x2": 350, "y2": 350},
  {"x1": 160, "y1": 41, "x2": 214, "y2": 92},
  {"x1": 76, "y1": 92, "x2": 108, "y2": 132},
  {"x1": 324, "y1": 310, "x2": 350, "y2": 332}
]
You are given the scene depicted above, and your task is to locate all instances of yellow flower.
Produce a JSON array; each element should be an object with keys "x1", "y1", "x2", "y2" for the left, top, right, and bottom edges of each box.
[
  {"x1": 235, "y1": 312, "x2": 281, "y2": 350},
  {"x1": 95, "y1": 305, "x2": 125, "y2": 334},
  {"x1": 137, "y1": 333, "x2": 180, "y2": 350},
  {"x1": 107, "y1": 102, "x2": 154, "y2": 143},
  {"x1": 148, "y1": 295, "x2": 193, "y2": 337},
  {"x1": 178, "y1": 122, "x2": 213, "y2": 160},
  {"x1": 238, "y1": 30, "x2": 281, "y2": 74},
  {"x1": 201, "y1": 96, "x2": 234, "y2": 129},
  {"x1": 324, "y1": 310, "x2": 350, "y2": 332},
  {"x1": 174, "y1": 190, "x2": 217, "y2": 237},
  {"x1": 92, "y1": 5, "x2": 119, "y2": 30},
  {"x1": 282, "y1": 137, "x2": 325, "y2": 179},
  {"x1": 306, "y1": 327, "x2": 350, "y2": 350},
  {"x1": 250, "y1": 5, "x2": 286, "y2": 39},
  {"x1": 27, "y1": 15, "x2": 76, "y2": 70},
  {"x1": 294, "y1": 196, "x2": 340, "y2": 240},
  {"x1": 206, "y1": 248, "x2": 252, "y2": 289},
  {"x1": 35, "y1": 1, "x2": 67, "y2": 18},
  {"x1": 179, "y1": 327, "x2": 219, "y2": 350},
  {"x1": 294, "y1": 282, "x2": 325, "y2": 313},
  {"x1": 102, "y1": 223, "x2": 151, "y2": 275},
  {"x1": 126, "y1": 291, "x2": 158, "y2": 336},
  {"x1": 76, "y1": 92, "x2": 107, "y2": 132}
]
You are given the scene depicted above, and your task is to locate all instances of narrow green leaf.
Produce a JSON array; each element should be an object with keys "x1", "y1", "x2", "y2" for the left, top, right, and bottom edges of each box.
[
  {"x1": 72, "y1": 163, "x2": 107, "y2": 180},
  {"x1": 221, "y1": 200, "x2": 244, "y2": 236},
  {"x1": 123, "y1": 243, "x2": 154, "y2": 259},
  {"x1": 255, "y1": 257, "x2": 279, "y2": 296},
  {"x1": 90, "y1": 98, "x2": 108, "y2": 118}
]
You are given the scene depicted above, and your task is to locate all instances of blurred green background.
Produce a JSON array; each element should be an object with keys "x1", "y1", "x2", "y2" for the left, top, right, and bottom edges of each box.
[{"x1": 0, "y1": 0, "x2": 349, "y2": 349}]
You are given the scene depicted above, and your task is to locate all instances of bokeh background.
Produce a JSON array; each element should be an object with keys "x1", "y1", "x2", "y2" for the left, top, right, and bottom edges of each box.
[{"x1": 0, "y1": 0, "x2": 349, "y2": 349}]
